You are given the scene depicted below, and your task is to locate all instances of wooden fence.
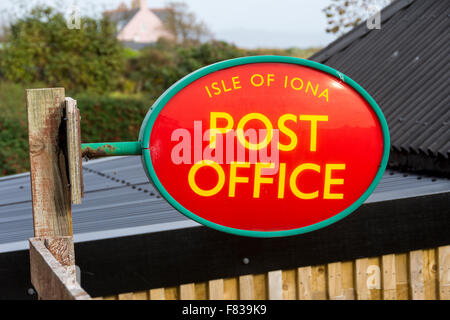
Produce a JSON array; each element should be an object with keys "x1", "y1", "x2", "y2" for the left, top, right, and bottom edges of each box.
[{"x1": 94, "y1": 245, "x2": 449, "y2": 300}]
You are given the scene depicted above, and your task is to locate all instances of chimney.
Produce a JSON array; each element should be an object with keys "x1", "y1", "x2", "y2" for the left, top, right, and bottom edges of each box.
[{"x1": 139, "y1": 0, "x2": 147, "y2": 10}]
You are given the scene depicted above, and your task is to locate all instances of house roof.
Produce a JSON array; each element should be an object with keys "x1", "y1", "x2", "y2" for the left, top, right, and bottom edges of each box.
[
  {"x1": 310, "y1": 0, "x2": 449, "y2": 174},
  {"x1": 106, "y1": 8, "x2": 140, "y2": 29},
  {"x1": 106, "y1": 7, "x2": 170, "y2": 31},
  {"x1": 0, "y1": 156, "x2": 448, "y2": 254},
  {"x1": 151, "y1": 8, "x2": 170, "y2": 23}
]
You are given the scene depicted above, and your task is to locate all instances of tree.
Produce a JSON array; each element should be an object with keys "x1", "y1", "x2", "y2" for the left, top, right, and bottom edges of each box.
[
  {"x1": 323, "y1": 0, "x2": 392, "y2": 35},
  {"x1": 163, "y1": 2, "x2": 212, "y2": 44},
  {"x1": 0, "y1": 6, "x2": 125, "y2": 94},
  {"x1": 125, "y1": 39, "x2": 244, "y2": 97}
]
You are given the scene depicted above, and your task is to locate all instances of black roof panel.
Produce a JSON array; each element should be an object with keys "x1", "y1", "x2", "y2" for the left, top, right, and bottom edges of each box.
[{"x1": 310, "y1": 0, "x2": 449, "y2": 160}]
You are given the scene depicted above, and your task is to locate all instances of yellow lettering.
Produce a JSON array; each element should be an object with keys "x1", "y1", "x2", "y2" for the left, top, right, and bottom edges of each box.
[
  {"x1": 324, "y1": 164, "x2": 345, "y2": 199},
  {"x1": 188, "y1": 160, "x2": 225, "y2": 197},
  {"x1": 319, "y1": 89, "x2": 329, "y2": 102},
  {"x1": 278, "y1": 163, "x2": 286, "y2": 199},
  {"x1": 250, "y1": 74, "x2": 264, "y2": 87},
  {"x1": 221, "y1": 80, "x2": 231, "y2": 92},
  {"x1": 306, "y1": 81, "x2": 318, "y2": 96},
  {"x1": 232, "y1": 76, "x2": 242, "y2": 89},
  {"x1": 267, "y1": 74, "x2": 275, "y2": 86},
  {"x1": 205, "y1": 86, "x2": 212, "y2": 98},
  {"x1": 277, "y1": 114, "x2": 298, "y2": 151},
  {"x1": 229, "y1": 162, "x2": 250, "y2": 197},
  {"x1": 290, "y1": 77, "x2": 304, "y2": 90},
  {"x1": 211, "y1": 82, "x2": 221, "y2": 95},
  {"x1": 289, "y1": 163, "x2": 320, "y2": 199},
  {"x1": 210, "y1": 112, "x2": 234, "y2": 148},
  {"x1": 299, "y1": 115, "x2": 328, "y2": 152},
  {"x1": 236, "y1": 113, "x2": 273, "y2": 150},
  {"x1": 254, "y1": 163, "x2": 275, "y2": 198}
]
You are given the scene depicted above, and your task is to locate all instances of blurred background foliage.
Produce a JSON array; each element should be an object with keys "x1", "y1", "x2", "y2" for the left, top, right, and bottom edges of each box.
[{"x1": 0, "y1": 5, "x2": 319, "y2": 176}]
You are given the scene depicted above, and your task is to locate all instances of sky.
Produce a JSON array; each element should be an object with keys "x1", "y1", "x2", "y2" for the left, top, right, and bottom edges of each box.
[{"x1": 0, "y1": 0, "x2": 338, "y2": 49}]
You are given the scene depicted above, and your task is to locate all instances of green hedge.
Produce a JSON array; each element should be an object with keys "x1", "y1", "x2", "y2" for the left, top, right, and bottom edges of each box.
[
  {"x1": 0, "y1": 117, "x2": 29, "y2": 176},
  {"x1": 76, "y1": 94, "x2": 152, "y2": 143},
  {"x1": 0, "y1": 87, "x2": 150, "y2": 177}
]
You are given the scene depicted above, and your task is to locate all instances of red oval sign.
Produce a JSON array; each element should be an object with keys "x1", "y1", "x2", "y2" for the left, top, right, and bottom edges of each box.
[{"x1": 140, "y1": 56, "x2": 390, "y2": 237}]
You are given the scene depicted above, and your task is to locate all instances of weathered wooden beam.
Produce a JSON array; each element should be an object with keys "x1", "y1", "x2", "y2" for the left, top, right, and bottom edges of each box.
[
  {"x1": 65, "y1": 97, "x2": 84, "y2": 204},
  {"x1": 29, "y1": 238, "x2": 91, "y2": 300},
  {"x1": 26, "y1": 88, "x2": 90, "y2": 299},
  {"x1": 26, "y1": 88, "x2": 73, "y2": 237},
  {"x1": 43, "y1": 236, "x2": 76, "y2": 278}
]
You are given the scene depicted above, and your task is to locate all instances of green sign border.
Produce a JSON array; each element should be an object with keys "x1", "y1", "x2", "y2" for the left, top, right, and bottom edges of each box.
[{"x1": 139, "y1": 56, "x2": 390, "y2": 238}]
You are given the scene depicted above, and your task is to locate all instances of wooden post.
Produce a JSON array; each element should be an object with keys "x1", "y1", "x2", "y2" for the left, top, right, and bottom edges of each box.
[
  {"x1": 26, "y1": 88, "x2": 72, "y2": 237},
  {"x1": 66, "y1": 97, "x2": 84, "y2": 204},
  {"x1": 26, "y1": 88, "x2": 90, "y2": 300}
]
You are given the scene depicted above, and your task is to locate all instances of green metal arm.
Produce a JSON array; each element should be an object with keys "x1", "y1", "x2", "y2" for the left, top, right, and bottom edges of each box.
[{"x1": 81, "y1": 141, "x2": 141, "y2": 158}]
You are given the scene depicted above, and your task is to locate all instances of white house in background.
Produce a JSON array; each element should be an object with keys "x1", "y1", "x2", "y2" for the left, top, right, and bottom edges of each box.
[{"x1": 105, "y1": 0, "x2": 172, "y2": 49}]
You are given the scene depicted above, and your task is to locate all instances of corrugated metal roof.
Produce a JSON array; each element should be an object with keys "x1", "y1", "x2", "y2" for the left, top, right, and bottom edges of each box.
[
  {"x1": 310, "y1": 0, "x2": 449, "y2": 160},
  {"x1": 0, "y1": 156, "x2": 448, "y2": 253}
]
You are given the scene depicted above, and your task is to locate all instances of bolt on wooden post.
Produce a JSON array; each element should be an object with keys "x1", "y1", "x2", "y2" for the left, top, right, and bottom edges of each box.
[{"x1": 26, "y1": 88, "x2": 89, "y2": 300}]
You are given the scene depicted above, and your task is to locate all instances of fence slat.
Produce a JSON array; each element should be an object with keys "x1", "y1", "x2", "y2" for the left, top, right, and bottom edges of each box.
[
  {"x1": 149, "y1": 288, "x2": 165, "y2": 300},
  {"x1": 164, "y1": 287, "x2": 178, "y2": 300},
  {"x1": 311, "y1": 265, "x2": 327, "y2": 300},
  {"x1": 395, "y1": 253, "x2": 409, "y2": 300},
  {"x1": 297, "y1": 267, "x2": 312, "y2": 300},
  {"x1": 239, "y1": 275, "x2": 254, "y2": 300},
  {"x1": 132, "y1": 291, "x2": 148, "y2": 300},
  {"x1": 253, "y1": 274, "x2": 267, "y2": 300},
  {"x1": 356, "y1": 258, "x2": 369, "y2": 300},
  {"x1": 342, "y1": 261, "x2": 355, "y2": 300},
  {"x1": 409, "y1": 250, "x2": 425, "y2": 300},
  {"x1": 382, "y1": 254, "x2": 397, "y2": 300},
  {"x1": 423, "y1": 248, "x2": 437, "y2": 300},
  {"x1": 224, "y1": 278, "x2": 238, "y2": 300},
  {"x1": 368, "y1": 257, "x2": 381, "y2": 300},
  {"x1": 282, "y1": 269, "x2": 297, "y2": 300},
  {"x1": 268, "y1": 270, "x2": 283, "y2": 300},
  {"x1": 195, "y1": 282, "x2": 207, "y2": 300},
  {"x1": 208, "y1": 279, "x2": 224, "y2": 300},
  {"x1": 180, "y1": 283, "x2": 196, "y2": 300},
  {"x1": 438, "y1": 246, "x2": 450, "y2": 300},
  {"x1": 118, "y1": 292, "x2": 133, "y2": 300},
  {"x1": 328, "y1": 262, "x2": 343, "y2": 300}
]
